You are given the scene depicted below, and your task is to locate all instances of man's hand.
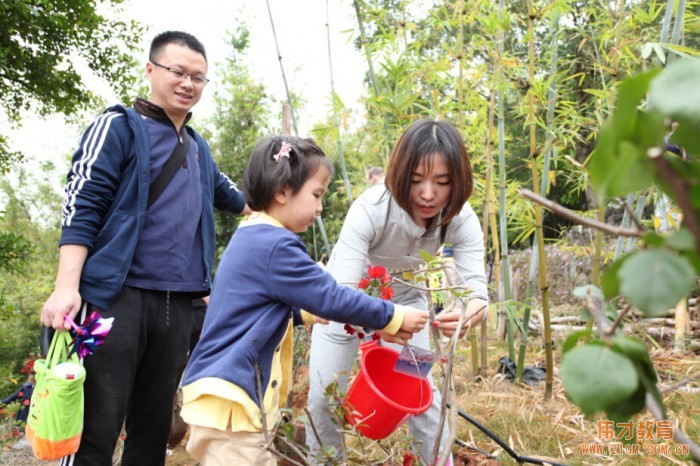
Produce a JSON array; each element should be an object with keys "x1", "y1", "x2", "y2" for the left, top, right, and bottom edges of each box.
[
  {"x1": 42, "y1": 289, "x2": 81, "y2": 330},
  {"x1": 41, "y1": 244, "x2": 88, "y2": 330},
  {"x1": 433, "y1": 299, "x2": 487, "y2": 338}
]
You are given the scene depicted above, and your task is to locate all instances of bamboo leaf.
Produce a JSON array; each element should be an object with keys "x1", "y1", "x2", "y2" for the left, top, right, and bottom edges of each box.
[
  {"x1": 652, "y1": 44, "x2": 666, "y2": 64},
  {"x1": 658, "y1": 42, "x2": 700, "y2": 58}
]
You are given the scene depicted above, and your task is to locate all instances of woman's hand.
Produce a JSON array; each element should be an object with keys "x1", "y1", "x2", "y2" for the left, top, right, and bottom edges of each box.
[{"x1": 433, "y1": 299, "x2": 487, "y2": 338}]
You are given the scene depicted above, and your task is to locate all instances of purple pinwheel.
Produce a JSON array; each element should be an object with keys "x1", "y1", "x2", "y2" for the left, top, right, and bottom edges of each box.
[{"x1": 65, "y1": 312, "x2": 114, "y2": 359}]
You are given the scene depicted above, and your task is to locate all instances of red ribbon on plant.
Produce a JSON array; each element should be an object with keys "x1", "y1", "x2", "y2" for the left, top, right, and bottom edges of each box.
[{"x1": 64, "y1": 312, "x2": 114, "y2": 359}]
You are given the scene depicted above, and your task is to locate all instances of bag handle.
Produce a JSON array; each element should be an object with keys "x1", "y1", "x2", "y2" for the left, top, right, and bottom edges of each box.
[{"x1": 46, "y1": 331, "x2": 74, "y2": 370}]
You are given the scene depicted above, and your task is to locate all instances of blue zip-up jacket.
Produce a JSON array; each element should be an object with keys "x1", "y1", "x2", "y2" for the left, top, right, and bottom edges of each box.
[{"x1": 59, "y1": 105, "x2": 246, "y2": 310}]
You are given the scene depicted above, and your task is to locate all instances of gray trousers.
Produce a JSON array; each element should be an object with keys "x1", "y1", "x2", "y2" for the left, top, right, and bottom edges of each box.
[{"x1": 306, "y1": 319, "x2": 452, "y2": 464}]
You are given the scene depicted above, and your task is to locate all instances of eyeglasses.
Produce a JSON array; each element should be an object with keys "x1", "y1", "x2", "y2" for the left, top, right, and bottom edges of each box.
[{"x1": 150, "y1": 60, "x2": 209, "y2": 86}]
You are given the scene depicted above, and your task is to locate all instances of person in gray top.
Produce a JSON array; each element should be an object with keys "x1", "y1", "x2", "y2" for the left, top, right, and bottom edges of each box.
[{"x1": 306, "y1": 119, "x2": 489, "y2": 464}]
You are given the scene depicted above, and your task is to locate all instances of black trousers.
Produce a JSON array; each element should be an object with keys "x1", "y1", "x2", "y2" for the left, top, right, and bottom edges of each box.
[{"x1": 61, "y1": 286, "x2": 194, "y2": 466}]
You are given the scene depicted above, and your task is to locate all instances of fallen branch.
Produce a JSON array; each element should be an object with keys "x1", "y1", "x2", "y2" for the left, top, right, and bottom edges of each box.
[{"x1": 661, "y1": 373, "x2": 700, "y2": 394}]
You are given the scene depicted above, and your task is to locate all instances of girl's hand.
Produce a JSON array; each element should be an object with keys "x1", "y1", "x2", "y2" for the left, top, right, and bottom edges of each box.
[
  {"x1": 400, "y1": 308, "x2": 430, "y2": 333},
  {"x1": 377, "y1": 329, "x2": 413, "y2": 345},
  {"x1": 433, "y1": 299, "x2": 487, "y2": 338}
]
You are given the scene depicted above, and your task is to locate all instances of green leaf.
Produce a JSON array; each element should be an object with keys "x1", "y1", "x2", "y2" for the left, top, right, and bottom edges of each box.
[
  {"x1": 669, "y1": 118, "x2": 700, "y2": 155},
  {"x1": 618, "y1": 249, "x2": 696, "y2": 316},
  {"x1": 613, "y1": 69, "x2": 661, "y2": 137},
  {"x1": 418, "y1": 249, "x2": 435, "y2": 263},
  {"x1": 560, "y1": 344, "x2": 639, "y2": 415},
  {"x1": 640, "y1": 369, "x2": 666, "y2": 419},
  {"x1": 649, "y1": 60, "x2": 700, "y2": 124},
  {"x1": 641, "y1": 233, "x2": 664, "y2": 247},
  {"x1": 612, "y1": 335, "x2": 656, "y2": 385},
  {"x1": 589, "y1": 131, "x2": 655, "y2": 200},
  {"x1": 573, "y1": 285, "x2": 603, "y2": 301},
  {"x1": 588, "y1": 123, "x2": 616, "y2": 200},
  {"x1": 684, "y1": 250, "x2": 700, "y2": 275},
  {"x1": 633, "y1": 111, "x2": 666, "y2": 149},
  {"x1": 601, "y1": 256, "x2": 627, "y2": 300},
  {"x1": 607, "y1": 141, "x2": 655, "y2": 197},
  {"x1": 652, "y1": 43, "x2": 667, "y2": 64},
  {"x1": 664, "y1": 228, "x2": 696, "y2": 251},
  {"x1": 562, "y1": 330, "x2": 595, "y2": 354},
  {"x1": 607, "y1": 384, "x2": 646, "y2": 422}
]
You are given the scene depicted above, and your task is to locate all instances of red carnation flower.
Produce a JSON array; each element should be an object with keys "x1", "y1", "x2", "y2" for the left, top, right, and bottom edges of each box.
[
  {"x1": 367, "y1": 265, "x2": 386, "y2": 279},
  {"x1": 345, "y1": 264, "x2": 395, "y2": 340},
  {"x1": 379, "y1": 286, "x2": 394, "y2": 300}
]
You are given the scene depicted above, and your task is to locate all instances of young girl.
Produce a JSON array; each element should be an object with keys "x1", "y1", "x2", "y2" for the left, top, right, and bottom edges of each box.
[
  {"x1": 180, "y1": 136, "x2": 429, "y2": 465},
  {"x1": 306, "y1": 119, "x2": 489, "y2": 464}
]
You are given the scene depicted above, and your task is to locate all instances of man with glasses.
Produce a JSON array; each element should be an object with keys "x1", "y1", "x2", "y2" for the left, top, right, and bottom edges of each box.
[{"x1": 41, "y1": 31, "x2": 249, "y2": 465}]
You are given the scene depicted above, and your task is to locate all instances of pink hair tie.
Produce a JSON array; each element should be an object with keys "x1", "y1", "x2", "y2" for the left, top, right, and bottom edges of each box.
[{"x1": 273, "y1": 142, "x2": 292, "y2": 162}]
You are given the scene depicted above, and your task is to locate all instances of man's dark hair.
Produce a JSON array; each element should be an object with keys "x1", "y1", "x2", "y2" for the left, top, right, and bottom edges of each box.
[{"x1": 149, "y1": 31, "x2": 207, "y2": 63}]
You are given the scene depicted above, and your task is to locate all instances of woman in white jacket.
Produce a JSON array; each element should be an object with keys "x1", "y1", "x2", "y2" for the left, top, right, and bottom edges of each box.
[{"x1": 306, "y1": 119, "x2": 489, "y2": 464}]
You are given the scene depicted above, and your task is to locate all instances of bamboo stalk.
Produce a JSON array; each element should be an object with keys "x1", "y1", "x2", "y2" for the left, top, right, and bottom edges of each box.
[
  {"x1": 613, "y1": 193, "x2": 636, "y2": 258},
  {"x1": 265, "y1": 0, "x2": 299, "y2": 136},
  {"x1": 663, "y1": 0, "x2": 689, "y2": 352},
  {"x1": 400, "y1": 0, "x2": 415, "y2": 117},
  {"x1": 457, "y1": 0, "x2": 465, "y2": 127},
  {"x1": 525, "y1": 0, "x2": 553, "y2": 400},
  {"x1": 496, "y1": 0, "x2": 515, "y2": 360},
  {"x1": 482, "y1": 52, "x2": 498, "y2": 376},
  {"x1": 352, "y1": 0, "x2": 391, "y2": 163},
  {"x1": 325, "y1": 0, "x2": 353, "y2": 202},
  {"x1": 666, "y1": 0, "x2": 687, "y2": 66},
  {"x1": 516, "y1": 9, "x2": 560, "y2": 384}
]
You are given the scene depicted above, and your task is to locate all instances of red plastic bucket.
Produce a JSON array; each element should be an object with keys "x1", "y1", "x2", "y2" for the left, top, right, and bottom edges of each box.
[{"x1": 343, "y1": 341, "x2": 433, "y2": 440}]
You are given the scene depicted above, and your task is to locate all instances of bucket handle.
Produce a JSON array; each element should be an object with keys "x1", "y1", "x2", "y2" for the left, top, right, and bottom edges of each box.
[{"x1": 359, "y1": 339, "x2": 380, "y2": 352}]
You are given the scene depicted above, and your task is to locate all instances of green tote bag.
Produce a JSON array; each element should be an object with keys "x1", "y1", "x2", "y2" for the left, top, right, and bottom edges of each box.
[{"x1": 26, "y1": 330, "x2": 86, "y2": 460}]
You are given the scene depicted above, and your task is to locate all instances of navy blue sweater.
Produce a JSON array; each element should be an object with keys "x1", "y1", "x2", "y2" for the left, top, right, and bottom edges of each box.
[{"x1": 182, "y1": 220, "x2": 397, "y2": 407}]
